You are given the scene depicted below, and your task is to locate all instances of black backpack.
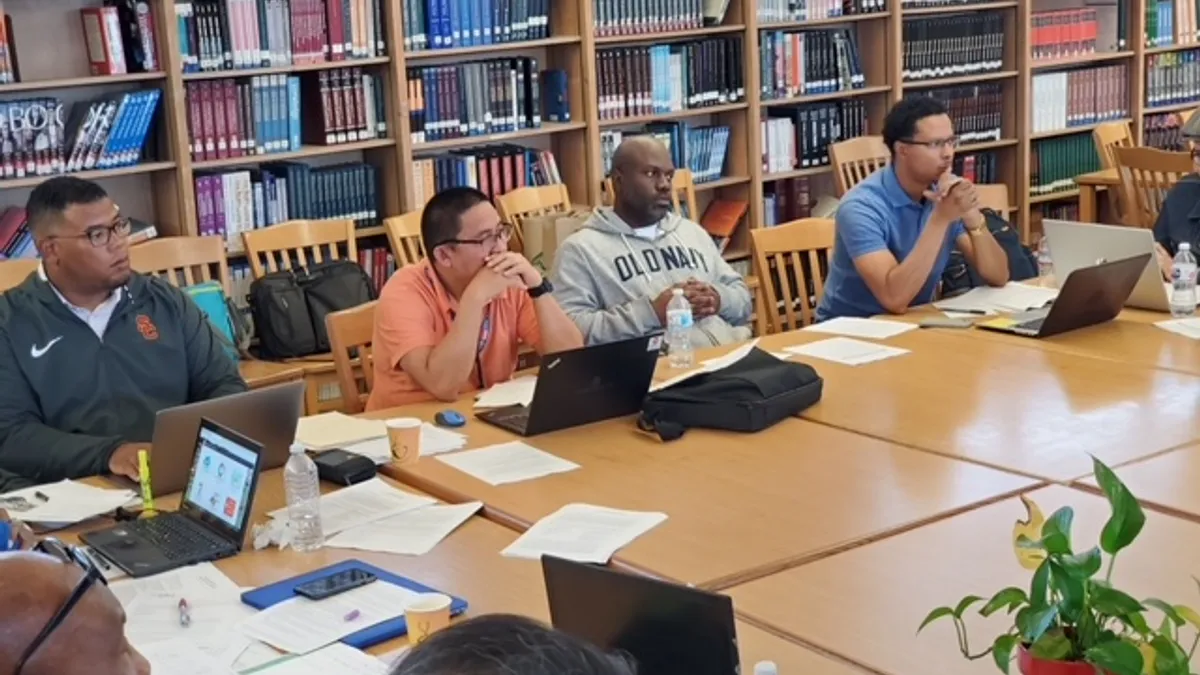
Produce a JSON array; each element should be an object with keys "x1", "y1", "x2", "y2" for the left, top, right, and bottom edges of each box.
[
  {"x1": 638, "y1": 348, "x2": 824, "y2": 441},
  {"x1": 249, "y1": 260, "x2": 376, "y2": 359},
  {"x1": 942, "y1": 208, "x2": 1039, "y2": 296}
]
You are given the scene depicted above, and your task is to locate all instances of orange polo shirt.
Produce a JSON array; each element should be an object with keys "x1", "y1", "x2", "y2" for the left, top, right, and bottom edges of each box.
[{"x1": 366, "y1": 259, "x2": 543, "y2": 411}]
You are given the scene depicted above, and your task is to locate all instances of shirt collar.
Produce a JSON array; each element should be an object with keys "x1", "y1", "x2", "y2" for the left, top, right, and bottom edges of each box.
[
  {"x1": 881, "y1": 165, "x2": 922, "y2": 209},
  {"x1": 38, "y1": 261, "x2": 122, "y2": 313},
  {"x1": 419, "y1": 259, "x2": 459, "y2": 315}
]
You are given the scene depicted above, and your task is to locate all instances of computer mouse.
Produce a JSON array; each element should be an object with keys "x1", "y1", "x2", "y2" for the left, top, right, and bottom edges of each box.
[{"x1": 434, "y1": 410, "x2": 466, "y2": 428}]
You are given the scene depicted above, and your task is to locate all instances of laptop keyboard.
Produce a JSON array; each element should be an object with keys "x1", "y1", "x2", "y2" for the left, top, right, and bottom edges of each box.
[{"x1": 129, "y1": 515, "x2": 227, "y2": 561}]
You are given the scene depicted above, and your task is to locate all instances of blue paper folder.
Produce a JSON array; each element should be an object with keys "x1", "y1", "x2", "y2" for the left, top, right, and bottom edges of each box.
[{"x1": 240, "y1": 559, "x2": 469, "y2": 650}]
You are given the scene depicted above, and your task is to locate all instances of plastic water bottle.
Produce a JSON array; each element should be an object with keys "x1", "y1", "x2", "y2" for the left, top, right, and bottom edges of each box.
[
  {"x1": 666, "y1": 288, "x2": 695, "y2": 369},
  {"x1": 283, "y1": 443, "x2": 324, "y2": 552},
  {"x1": 1036, "y1": 235, "x2": 1054, "y2": 277},
  {"x1": 1170, "y1": 243, "x2": 1198, "y2": 318}
]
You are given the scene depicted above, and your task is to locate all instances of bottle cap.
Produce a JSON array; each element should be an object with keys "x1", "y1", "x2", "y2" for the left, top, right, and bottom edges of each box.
[
  {"x1": 672, "y1": 288, "x2": 684, "y2": 296},
  {"x1": 289, "y1": 443, "x2": 307, "y2": 455},
  {"x1": 1182, "y1": 243, "x2": 1191, "y2": 251},
  {"x1": 753, "y1": 661, "x2": 778, "y2": 675}
]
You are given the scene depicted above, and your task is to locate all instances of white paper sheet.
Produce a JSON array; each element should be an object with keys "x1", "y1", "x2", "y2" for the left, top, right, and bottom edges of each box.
[
  {"x1": 650, "y1": 339, "x2": 761, "y2": 392},
  {"x1": 250, "y1": 642, "x2": 390, "y2": 675},
  {"x1": 110, "y1": 562, "x2": 240, "y2": 609},
  {"x1": 233, "y1": 640, "x2": 286, "y2": 672},
  {"x1": 294, "y1": 413, "x2": 388, "y2": 451},
  {"x1": 474, "y1": 376, "x2": 538, "y2": 409},
  {"x1": 784, "y1": 337, "x2": 910, "y2": 366},
  {"x1": 501, "y1": 503, "x2": 668, "y2": 563},
  {"x1": 435, "y1": 442, "x2": 579, "y2": 486},
  {"x1": 138, "y1": 640, "x2": 238, "y2": 675},
  {"x1": 341, "y1": 424, "x2": 468, "y2": 464},
  {"x1": 325, "y1": 502, "x2": 482, "y2": 556},
  {"x1": 802, "y1": 316, "x2": 917, "y2": 339},
  {"x1": 1155, "y1": 317, "x2": 1200, "y2": 339},
  {"x1": 239, "y1": 581, "x2": 419, "y2": 654},
  {"x1": 0, "y1": 480, "x2": 136, "y2": 525},
  {"x1": 268, "y1": 478, "x2": 434, "y2": 536},
  {"x1": 933, "y1": 282, "x2": 1059, "y2": 314}
]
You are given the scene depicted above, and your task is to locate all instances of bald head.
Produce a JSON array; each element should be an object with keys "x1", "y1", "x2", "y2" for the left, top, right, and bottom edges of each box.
[
  {"x1": 611, "y1": 137, "x2": 675, "y2": 227},
  {"x1": 0, "y1": 551, "x2": 148, "y2": 675}
]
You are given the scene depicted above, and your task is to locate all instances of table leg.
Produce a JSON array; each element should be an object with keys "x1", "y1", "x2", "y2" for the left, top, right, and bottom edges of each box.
[{"x1": 1079, "y1": 184, "x2": 1098, "y2": 222}]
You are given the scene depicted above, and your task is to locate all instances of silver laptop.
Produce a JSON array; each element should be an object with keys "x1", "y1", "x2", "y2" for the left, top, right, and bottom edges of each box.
[
  {"x1": 1042, "y1": 219, "x2": 1170, "y2": 312},
  {"x1": 147, "y1": 381, "x2": 305, "y2": 494}
]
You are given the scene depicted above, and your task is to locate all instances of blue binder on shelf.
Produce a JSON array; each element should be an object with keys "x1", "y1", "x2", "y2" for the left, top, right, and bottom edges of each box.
[{"x1": 240, "y1": 559, "x2": 469, "y2": 650}]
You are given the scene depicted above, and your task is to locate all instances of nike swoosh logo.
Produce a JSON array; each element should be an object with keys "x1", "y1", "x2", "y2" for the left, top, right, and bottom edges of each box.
[{"x1": 30, "y1": 337, "x2": 62, "y2": 359}]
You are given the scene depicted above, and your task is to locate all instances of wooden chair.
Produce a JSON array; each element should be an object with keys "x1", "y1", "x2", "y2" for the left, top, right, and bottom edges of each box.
[
  {"x1": 1113, "y1": 146, "x2": 1194, "y2": 229},
  {"x1": 829, "y1": 136, "x2": 890, "y2": 196},
  {"x1": 750, "y1": 218, "x2": 836, "y2": 333},
  {"x1": 1092, "y1": 121, "x2": 1136, "y2": 224},
  {"x1": 975, "y1": 184, "x2": 1010, "y2": 214},
  {"x1": 0, "y1": 258, "x2": 38, "y2": 292},
  {"x1": 128, "y1": 235, "x2": 231, "y2": 295},
  {"x1": 240, "y1": 219, "x2": 358, "y2": 279},
  {"x1": 383, "y1": 210, "x2": 426, "y2": 266},
  {"x1": 494, "y1": 184, "x2": 571, "y2": 253},
  {"x1": 325, "y1": 301, "x2": 376, "y2": 414}
]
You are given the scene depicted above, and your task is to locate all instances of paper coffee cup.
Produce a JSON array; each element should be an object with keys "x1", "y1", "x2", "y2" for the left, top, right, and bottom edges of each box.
[
  {"x1": 404, "y1": 592, "x2": 452, "y2": 644},
  {"x1": 386, "y1": 418, "x2": 422, "y2": 464}
]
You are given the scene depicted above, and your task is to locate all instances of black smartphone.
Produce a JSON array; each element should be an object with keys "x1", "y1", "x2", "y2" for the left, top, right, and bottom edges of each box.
[{"x1": 294, "y1": 568, "x2": 378, "y2": 601}]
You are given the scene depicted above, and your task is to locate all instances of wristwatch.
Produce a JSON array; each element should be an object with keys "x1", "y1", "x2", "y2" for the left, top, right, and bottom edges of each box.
[{"x1": 528, "y1": 276, "x2": 554, "y2": 299}]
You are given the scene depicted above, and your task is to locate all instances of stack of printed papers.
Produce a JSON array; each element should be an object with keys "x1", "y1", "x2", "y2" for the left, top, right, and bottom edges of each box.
[
  {"x1": 802, "y1": 316, "x2": 917, "y2": 339},
  {"x1": 436, "y1": 442, "x2": 580, "y2": 486},
  {"x1": 1155, "y1": 318, "x2": 1200, "y2": 339},
  {"x1": 0, "y1": 480, "x2": 136, "y2": 526},
  {"x1": 325, "y1": 501, "x2": 483, "y2": 556},
  {"x1": 933, "y1": 282, "x2": 1058, "y2": 315},
  {"x1": 501, "y1": 504, "x2": 668, "y2": 564},
  {"x1": 267, "y1": 478, "x2": 434, "y2": 536},
  {"x1": 784, "y1": 337, "x2": 910, "y2": 366},
  {"x1": 474, "y1": 376, "x2": 537, "y2": 408}
]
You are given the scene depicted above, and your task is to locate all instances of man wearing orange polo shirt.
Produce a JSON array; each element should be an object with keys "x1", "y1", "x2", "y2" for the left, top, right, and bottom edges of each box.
[{"x1": 367, "y1": 187, "x2": 584, "y2": 410}]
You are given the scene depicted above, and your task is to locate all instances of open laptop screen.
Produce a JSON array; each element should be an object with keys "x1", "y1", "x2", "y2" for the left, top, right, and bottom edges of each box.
[{"x1": 181, "y1": 419, "x2": 262, "y2": 539}]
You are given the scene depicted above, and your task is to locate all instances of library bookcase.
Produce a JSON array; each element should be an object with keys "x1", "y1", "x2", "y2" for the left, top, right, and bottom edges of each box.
[{"x1": 0, "y1": 0, "x2": 1191, "y2": 264}]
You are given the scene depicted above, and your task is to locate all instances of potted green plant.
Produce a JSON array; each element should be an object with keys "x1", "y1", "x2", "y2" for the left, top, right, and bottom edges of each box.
[{"x1": 917, "y1": 457, "x2": 1200, "y2": 675}]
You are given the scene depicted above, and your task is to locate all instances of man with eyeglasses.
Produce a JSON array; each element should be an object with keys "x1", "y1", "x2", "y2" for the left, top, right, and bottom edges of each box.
[
  {"x1": 366, "y1": 187, "x2": 582, "y2": 409},
  {"x1": 816, "y1": 97, "x2": 1010, "y2": 320},
  {"x1": 0, "y1": 541, "x2": 150, "y2": 675},
  {"x1": 0, "y1": 177, "x2": 247, "y2": 486},
  {"x1": 1150, "y1": 110, "x2": 1200, "y2": 279}
]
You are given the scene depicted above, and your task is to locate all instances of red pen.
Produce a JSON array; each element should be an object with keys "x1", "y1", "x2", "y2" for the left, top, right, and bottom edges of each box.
[{"x1": 178, "y1": 598, "x2": 192, "y2": 627}]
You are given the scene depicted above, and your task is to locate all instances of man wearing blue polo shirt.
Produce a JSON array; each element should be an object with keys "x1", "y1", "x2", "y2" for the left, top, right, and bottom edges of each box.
[{"x1": 817, "y1": 97, "x2": 1010, "y2": 320}]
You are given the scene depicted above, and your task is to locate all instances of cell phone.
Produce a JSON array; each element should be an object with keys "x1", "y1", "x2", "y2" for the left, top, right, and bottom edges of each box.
[
  {"x1": 294, "y1": 568, "x2": 378, "y2": 601},
  {"x1": 918, "y1": 316, "x2": 975, "y2": 329}
]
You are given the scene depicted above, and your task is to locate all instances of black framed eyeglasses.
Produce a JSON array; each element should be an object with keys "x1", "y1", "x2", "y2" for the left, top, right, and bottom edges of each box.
[
  {"x1": 13, "y1": 538, "x2": 107, "y2": 674},
  {"x1": 47, "y1": 217, "x2": 132, "y2": 248},
  {"x1": 432, "y1": 222, "x2": 514, "y2": 250},
  {"x1": 899, "y1": 136, "x2": 959, "y2": 150}
]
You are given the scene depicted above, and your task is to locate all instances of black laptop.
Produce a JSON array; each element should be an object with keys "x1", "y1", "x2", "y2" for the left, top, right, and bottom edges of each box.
[
  {"x1": 82, "y1": 418, "x2": 264, "y2": 577},
  {"x1": 542, "y1": 556, "x2": 740, "y2": 675},
  {"x1": 476, "y1": 333, "x2": 663, "y2": 436}
]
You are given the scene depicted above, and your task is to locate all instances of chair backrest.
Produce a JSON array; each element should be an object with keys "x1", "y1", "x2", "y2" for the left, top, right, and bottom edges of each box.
[
  {"x1": 128, "y1": 235, "x2": 231, "y2": 295},
  {"x1": 1114, "y1": 146, "x2": 1194, "y2": 229},
  {"x1": 602, "y1": 169, "x2": 699, "y2": 220},
  {"x1": 0, "y1": 258, "x2": 38, "y2": 292},
  {"x1": 975, "y1": 184, "x2": 1010, "y2": 214},
  {"x1": 325, "y1": 300, "x2": 377, "y2": 414},
  {"x1": 830, "y1": 136, "x2": 891, "y2": 196},
  {"x1": 750, "y1": 217, "x2": 836, "y2": 332},
  {"x1": 1093, "y1": 120, "x2": 1134, "y2": 170},
  {"x1": 241, "y1": 219, "x2": 358, "y2": 278},
  {"x1": 494, "y1": 184, "x2": 571, "y2": 253},
  {"x1": 383, "y1": 210, "x2": 426, "y2": 267}
]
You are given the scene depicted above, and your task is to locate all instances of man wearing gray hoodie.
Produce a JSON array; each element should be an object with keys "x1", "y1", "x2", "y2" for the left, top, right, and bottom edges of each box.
[{"x1": 551, "y1": 137, "x2": 753, "y2": 347}]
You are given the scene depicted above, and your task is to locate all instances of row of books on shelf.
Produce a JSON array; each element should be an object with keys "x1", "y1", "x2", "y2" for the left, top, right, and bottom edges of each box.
[
  {"x1": 406, "y1": 59, "x2": 566, "y2": 144},
  {"x1": 412, "y1": 145, "x2": 562, "y2": 205},
  {"x1": 1030, "y1": 134, "x2": 1099, "y2": 195},
  {"x1": 901, "y1": 13, "x2": 1006, "y2": 82},
  {"x1": 195, "y1": 161, "x2": 378, "y2": 253},
  {"x1": 1146, "y1": 50, "x2": 1200, "y2": 108},
  {"x1": 762, "y1": 100, "x2": 867, "y2": 174},
  {"x1": 359, "y1": 245, "x2": 396, "y2": 295},
  {"x1": 80, "y1": 2, "x2": 160, "y2": 76},
  {"x1": 1030, "y1": 64, "x2": 1130, "y2": 134},
  {"x1": 952, "y1": 150, "x2": 1001, "y2": 185},
  {"x1": 898, "y1": 0, "x2": 1002, "y2": 7},
  {"x1": 601, "y1": 123, "x2": 733, "y2": 184},
  {"x1": 1143, "y1": 110, "x2": 1191, "y2": 149},
  {"x1": 0, "y1": 207, "x2": 34, "y2": 260},
  {"x1": 175, "y1": 0, "x2": 386, "y2": 73},
  {"x1": 1146, "y1": 0, "x2": 1200, "y2": 48},
  {"x1": 919, "y1": 83, "x2": 1003, "y2": 143},
  {"x1": 185, "y1": 69, "x2": 387, "y2": 162},
  {"x1": 759, "y1": 28, "x2": 866, "y2": 100},
  {"x1": 756, "y1": 0, "x2": 886, "y2": 24},
  {"x1": 592, "y1": 0, "x2": 728, "y2": 36},
  {"x1": 1030, "y1": 7, "x2": 1115, "y2": 62},
  {"x1": 402, "y1": 0, "x2": 550, "y2": 51},
  {"x1": 0, "y1": 90, "x2": 161, "y2": 182},
  {"x1": 596, "y1": 37, "x2": 745, "y2": 121}
]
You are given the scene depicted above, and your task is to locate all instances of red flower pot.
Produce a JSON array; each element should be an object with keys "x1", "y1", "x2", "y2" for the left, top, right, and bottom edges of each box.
[{"x1": 1017, "y1": 646, "x2": 1113, "y2": 675}]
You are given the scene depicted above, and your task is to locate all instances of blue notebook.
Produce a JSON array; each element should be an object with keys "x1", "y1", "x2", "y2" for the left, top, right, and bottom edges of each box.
[{"x1": 240, "y1": 559, "x2": 469, "y2": 650}]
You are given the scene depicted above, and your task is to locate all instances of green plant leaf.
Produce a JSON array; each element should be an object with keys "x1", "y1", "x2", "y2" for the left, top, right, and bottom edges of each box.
[
  {"x1": 1049, "y1": 560, "x2": 1086, "y2": 622},
  {"x1": 1118, "y1": 611, "x2": 1152, "y2": 638},
  {"x1": 954, "y1": 595, "x2": 984, "y2": 618},
  {"x1": 992, "y1": 634, "x2": 1018, "y2": 675},
  {"x1": 981, "y1": 588, "x2": 1029, "y2": 618},
  {"x1": 1173, "y1": 604, "x2": 1200, "y2": 630},
  {"x1": 1149, "y1": 634, "x2": 1190, "y2": 675},
  {"x1": 1030, "y1": 631, "x2": 1073, "y2": 661},
  {"x1": 1084, "y1": 639, "x2": 1144, "y2": 675},
  {"x1": 917, "y1": 606, "x2": 955, "y2": 634},
  {"x1": 1030, "y1": 559, "x2": 1051, "y2": 609},
  {"x1": 1145, "y1": 599, "x2": 1186, "y2": 627},
  {"x1": 1018, "y1": 604, "x2": 1059, "y2": 643},
  {"x1": 1058, "y1": 546, "x2": 1103, "y2": 580},
  {"x1": 1091, "y1": 583, "x2": 1146, "y2": 617},
  {"x1": 1041, "y1": 506, "x2": 1075, "y2": 555},
  {"x1": 1092, "y1": 457, "x2": 1146, "y2": 555}
]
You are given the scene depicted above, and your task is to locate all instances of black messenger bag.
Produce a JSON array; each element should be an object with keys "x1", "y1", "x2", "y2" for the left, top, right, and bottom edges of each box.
[{"x1": 638, "y1": 348, "x2": 824, "y2": 441}]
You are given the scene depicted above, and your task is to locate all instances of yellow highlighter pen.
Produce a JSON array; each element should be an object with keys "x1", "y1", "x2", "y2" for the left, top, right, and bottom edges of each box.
[{"x1": 138, "y1": 449, "x2": 156, "y2": 518}]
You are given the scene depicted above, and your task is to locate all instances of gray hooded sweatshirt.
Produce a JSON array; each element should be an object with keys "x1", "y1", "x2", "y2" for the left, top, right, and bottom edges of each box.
[{"x1": 550, "y1": 207, "x2": 753, "y2": 347}]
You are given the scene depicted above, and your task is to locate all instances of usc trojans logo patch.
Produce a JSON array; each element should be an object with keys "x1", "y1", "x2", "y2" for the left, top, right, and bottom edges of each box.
[{"x1": 136, "y1": 315, "x2": 159, "y2": 341}]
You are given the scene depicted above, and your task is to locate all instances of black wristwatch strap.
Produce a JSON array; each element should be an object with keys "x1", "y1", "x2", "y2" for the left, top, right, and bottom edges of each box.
[{"x1": 528, "y1": 276, "x2": 553, "y2": 299}]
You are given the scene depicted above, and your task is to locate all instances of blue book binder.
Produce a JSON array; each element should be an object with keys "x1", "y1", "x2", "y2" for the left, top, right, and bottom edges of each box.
[{"x1": 240, "y1": 559, "x2": 469, "y2": 650}]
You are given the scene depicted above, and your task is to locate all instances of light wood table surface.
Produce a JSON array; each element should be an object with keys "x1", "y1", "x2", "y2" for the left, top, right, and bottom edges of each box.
[
  {"x1": 679, "y1": 329, "x2": 1200, "y2": 482},
  {"x1": 727, "y1": 484, "x2": 1200, "y2": 675},
  {"x1": 238, "y1": 359, "x2": 306, "y2": 389},
  {"x1": 1075, "y1": 442, "x2": 1200, "y2": 524},
  {"x1": 63, "y1": 472, "x2": 860, "y2": 672}
]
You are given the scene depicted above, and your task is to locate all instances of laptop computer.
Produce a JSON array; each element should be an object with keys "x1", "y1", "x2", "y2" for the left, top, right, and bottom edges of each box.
[
  {"x1": 476, "y1": 333, "x2": 663, "y2": 436},
  {"x1": 148, "y1": 380, "x2": 304, "y2": 494},
  {"x1": 975, "y1": 253, "x2": 1151, "y2": 338},
  {"x1": 542, "y1": 556, "x2": 740, "y2": 675},
  {"x1": 1043, "y1": 219, "x2": 1171, "y2": 312},
  {"x1": 81, "y1": 418, "x2": 263, "y2": 578}
]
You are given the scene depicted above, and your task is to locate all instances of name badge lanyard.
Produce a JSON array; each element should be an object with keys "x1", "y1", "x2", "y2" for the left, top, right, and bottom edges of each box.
[{"x1": 476, "y1": 309, "x2": 493, "y2": 389}]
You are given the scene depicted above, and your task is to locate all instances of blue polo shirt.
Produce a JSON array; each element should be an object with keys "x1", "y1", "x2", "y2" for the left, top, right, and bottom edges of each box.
[{"x1": 816, "y1": 167, "x2": 964, "y2": 320}]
